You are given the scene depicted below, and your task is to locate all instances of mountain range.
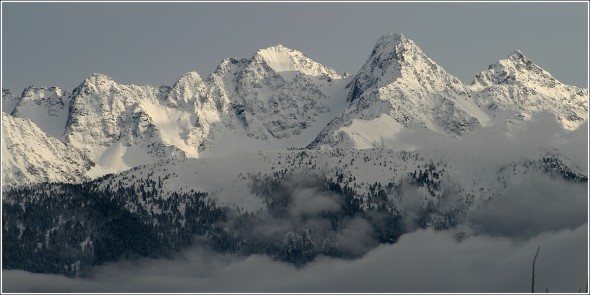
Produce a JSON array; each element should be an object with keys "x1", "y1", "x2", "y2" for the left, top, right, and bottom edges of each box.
[
  {"x1": 2, "y1": 33, "x2": 588, "y2": 279},
  {"x1": 2, "y1": 33, "x2": 587, "y2": 187}
]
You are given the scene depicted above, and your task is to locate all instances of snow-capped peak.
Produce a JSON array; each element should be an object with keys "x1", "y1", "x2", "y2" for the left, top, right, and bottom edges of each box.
[
  {"x1": 374, "y1": 32, "x2": 411, "y2": 49},
  {"x1": 255, "y1": 44, "x2": 295, "y2": 72},
  {"x1": 470, "y1": 50, "x2": 588, "y2": 130},
  {"x1": 371, "y1": 32, "x2": 421, "y2": 63},
  {"x1": 77, "y1": 73, "x2": 118, "y2": 93},
  {"x1": 253, "y1": 44, "x2": 342, "y2": 81},
  {"x1": 177, "y1": 71, "x2": 202, "y2": 82},
  {"x1": 212, "y1": 57, "x2": 246, "y2": 75},
  {"x1": 507, "y1": 49, "x2": 526, "y2": 62},
  {"x1": 171, "y1": 71, "x2": 205, "y2": 95},
  {"x1": 166, "y1": 71, "x2": 208, "y2": 107},
  {"x1": 346, "y1": 32, "x2": 451, "y2": 103},
  {"x1": 311, "y1": 33, "x2": 488, "y2": 149},
  {"x1": 84, "y1": 73, "x2": 115, "y2": 83},
  {"x1": 472, "y1": 50, "x2": 557, "y2": 89}
]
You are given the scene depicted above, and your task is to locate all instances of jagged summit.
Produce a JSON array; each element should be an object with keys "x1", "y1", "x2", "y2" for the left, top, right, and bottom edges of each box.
[
  {"x1": 346, "y1": 32, "x2": 446, "y2": 102},
  {"x1": 502, "y1": 49, "x2": 539, "y2": 70},
  {"x1": 252, "y1": 44, "x2": 342, "y2": 81},
  {"x1": 311, "y1": 33, "x2": 489, "y2": 149},
  {"x1": 253, "y1": 44, "x2": 299, "y2": 73},
  {"x1": 84, "y1": 73, "x2": 115, "y2": 83},
  {"x1": 471, "y1": 50, "x2": 588, "y2": 130},
  {"x1": 371, "y1": 32, "x2": 423, "y2": 62},
  {"x1": 374, "y1": 32, "x2": 410, "y2": 47},
  {"x1": 166, "y1": 71, "x2": 208, "y2": 107},
  {"x1": 210, "y1": 57, "x2": 248, "y2": 79},
  {"x1": 346, "y1": 33, "x2": 469, "y2": 102},
  {"x1": 473, "y1": 50, "x2": 557, "y2": 88},
  {"x1": 176, "y1": 71, "x2": 202, "y2": 81},
  {"x1": 254, "y1": 44, "x2": 303, "y2": 62},
  {"x1": 507, "y1": 49, "x2": 526, "y2": 61},
  {"x1": 170, "y1": 71, "x2": 205, "y2": 94},
  {"x1": 75, "y1": 73, "x2": 119, "y2": 94},
  {"x1": 256, "y1": 43, "x2": 291, "y2": 54}
]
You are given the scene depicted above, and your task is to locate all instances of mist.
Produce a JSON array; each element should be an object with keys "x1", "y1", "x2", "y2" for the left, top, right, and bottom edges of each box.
[
  {"x1": 4, "y1": 224, "x2": 586, "y2": 293},
  {"x1": 468, "y1": 172, "x2": 588, "y2": 239},
  {"x1": 394, "y1": 112, "x2": 588, "y2": 178}
]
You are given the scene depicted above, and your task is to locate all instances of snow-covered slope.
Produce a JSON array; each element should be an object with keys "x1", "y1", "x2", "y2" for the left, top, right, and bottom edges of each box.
[
  {"x1": 158, "y1": 71, "x2": 223, "y2": 155},
  {"x1": 256, "y1": 44, "x2": 342, "y2": 82},
  {"x1": 470, "y1": 50, "x2": 588, "y2": 130},
  {"x1": 95, "y1": 149, "x2": 452, "y2": 212},
  {"x1": 309, "y1": 33, "x2": 490, "y2": 149},
  {"x1": 1, "y1": 113, "x2": 94, "y2": 187},
  {"x1": 95, "y1": 144, "x2": 587, "y2": 215},
  {"x1": 11, "y1": 86, "x2": 70, "y2": 139},
  {"x1": 63, "y1": 73, "x2": 191, "y2": 172}
]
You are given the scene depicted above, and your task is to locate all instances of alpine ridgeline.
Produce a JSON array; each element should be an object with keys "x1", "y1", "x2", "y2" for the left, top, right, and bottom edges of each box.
[{"x1": 2, "y1": 33, "x2": 587, "y2": 186}]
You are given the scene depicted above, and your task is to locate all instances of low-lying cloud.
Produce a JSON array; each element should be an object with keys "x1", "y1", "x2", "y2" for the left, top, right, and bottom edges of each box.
[
  {"x1": 468, "y1": 172, "x2": 588, "y2": 239},
  {"x1": 4, "y1": 224, "x2": 587, "y2": 293},
  {"x1": 394, "y1": 112, "x2": 588, "y2": 179},
  {"x1": 289, "y1": 187, "x2": 340, "y2": 216}
]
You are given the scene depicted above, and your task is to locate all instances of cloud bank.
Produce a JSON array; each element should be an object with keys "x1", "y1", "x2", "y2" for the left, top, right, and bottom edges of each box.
[{"x1": 3, "y1": 224, "x2": 586, "y2": 293}]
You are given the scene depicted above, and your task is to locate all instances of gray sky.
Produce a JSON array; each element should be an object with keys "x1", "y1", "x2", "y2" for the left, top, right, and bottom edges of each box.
[{"x1": 2, "y1": 2, "x2": 588, "y2": 95}]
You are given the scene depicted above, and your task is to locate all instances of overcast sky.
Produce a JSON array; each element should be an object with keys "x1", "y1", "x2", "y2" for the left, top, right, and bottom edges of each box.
[{"x1": 2, "y1": 2, "x2": 588, "y2": 94}]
